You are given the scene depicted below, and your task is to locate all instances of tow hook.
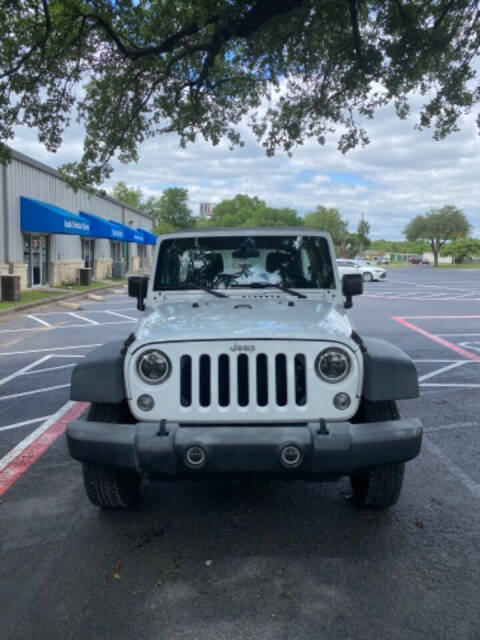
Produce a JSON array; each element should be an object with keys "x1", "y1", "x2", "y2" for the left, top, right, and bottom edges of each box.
[{"x1": 317, "y1": 418, "x2": 329, "y2": 435}]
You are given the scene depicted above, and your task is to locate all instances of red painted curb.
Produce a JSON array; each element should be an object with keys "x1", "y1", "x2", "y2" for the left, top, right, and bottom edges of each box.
[{"x1": 0, "y1": 401, "x2": 89, "y2": 496}]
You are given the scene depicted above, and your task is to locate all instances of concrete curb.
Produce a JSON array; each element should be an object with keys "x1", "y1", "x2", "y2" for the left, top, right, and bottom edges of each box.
[{"x1": 0, "y1": 282, "x2": 127, "y2": 318}]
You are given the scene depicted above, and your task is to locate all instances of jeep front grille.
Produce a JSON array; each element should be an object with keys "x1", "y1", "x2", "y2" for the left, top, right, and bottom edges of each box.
[{"x1": 180, "y1": 352, "x2": 307, "y2": 409}]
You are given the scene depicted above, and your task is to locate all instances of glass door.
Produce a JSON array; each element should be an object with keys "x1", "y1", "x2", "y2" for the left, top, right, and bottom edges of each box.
[
  {"x1": 82, "y1": 239, "x2": 95, "y2": 270},
  {"x1": 24, "y1": 234, "x2": 49, "y2": 287},
  {"x1": 40, "y1": 235, "x2": 48, "y2": 285}
]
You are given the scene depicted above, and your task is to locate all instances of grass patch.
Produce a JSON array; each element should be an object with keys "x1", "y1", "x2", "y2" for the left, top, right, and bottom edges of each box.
[
  {"x1": 436, "y1": 263, "x2": 480, "y2": 269},
  {"x1": 55, "y1": 278, "x2": 126, "y2": 292},
  {"x1": 0, "y1": 289, "x2": 64, "y2": 311}
]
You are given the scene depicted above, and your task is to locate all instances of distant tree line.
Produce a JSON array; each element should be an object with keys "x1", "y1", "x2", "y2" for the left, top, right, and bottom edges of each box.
[{"x1": 111, "y1": 183, "x2": 477, "y2": 265}]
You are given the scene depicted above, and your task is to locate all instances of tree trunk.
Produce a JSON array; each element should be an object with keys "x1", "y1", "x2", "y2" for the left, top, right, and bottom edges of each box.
[{"x1": 433, "y1": 250, "x2": 439, "y2": 267}]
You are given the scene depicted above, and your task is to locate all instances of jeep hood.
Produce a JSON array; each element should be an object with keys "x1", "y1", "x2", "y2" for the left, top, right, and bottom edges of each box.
[{"x1": 134, "y1": 298, "x2": 354, "y2": 346}]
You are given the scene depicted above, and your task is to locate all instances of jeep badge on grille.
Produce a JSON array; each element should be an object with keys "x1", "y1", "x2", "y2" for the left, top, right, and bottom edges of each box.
[{"x1": 230, "y1": 344, "x2": 256, "y2": 353}]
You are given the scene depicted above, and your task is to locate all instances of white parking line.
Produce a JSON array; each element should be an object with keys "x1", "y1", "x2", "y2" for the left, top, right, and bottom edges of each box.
[
  {"x1": 104, "y1": 310, "x2": 137, "y2": 322},
  {"x1": 23, "y1": 363, "x2": 76, "y2": 375},
  {"x1": 0, "y1": 355, "x2": 52, "y2": 387},
  {"x1": 424, "y1": 437, "x2": 480, "y2": 500},
  {"x1": 67, "y1": 312, "x2": 99, "y2": 325},
  {"x1": 0, "y1": 401, "x2": 88, "y2": 496},
  {"x1": 438, "y1": 333, "x2": 480, "y2": 337},
  {"x1": 25, "y1": 314, "x2": 51, "y2": 327},
  {"x1": 0, "y1": 344, "x2": 101, "y2": 356},
  {"x1": 424, "y1": 421, "x2": 478, "y2": 434},
  {"x1": 418, "y1": 361, "x2": 467, "y2": 382},
  {"x1": 0, "y1": 416, "x2": 53, "y2": 433},
  {"x1": 421, "y1": 383, "x2": 480, "y2": 388},
  {"x1": 413, "y1": 359, "x2": 464, "y2": 362},
  {"x1": 0, "y1": 320, "x2": 131, "y2": 334},
  {"x1": 0, "y1": 384, "x2": 70, "y2": 401}
]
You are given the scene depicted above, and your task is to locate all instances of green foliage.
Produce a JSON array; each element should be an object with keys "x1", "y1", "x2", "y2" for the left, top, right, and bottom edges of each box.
[
  {"x1": 304, "y1": 206, "x2": 348, "y2": 246},
  {"x1": 404, "y1": 205, "x2": 471, "y2": 266},
  {"x1": 370, "y1": 239, "x2": 430, "y2": 254},
  {"x1": 143, "y1": 188, "x2": 194, "y2": 232},
  {"x1": 110, "y1": 182, "x2": 143, "y2": 209},
  {"x1": 441, "y1": 238, "x2": 480, "y2": 262},
  {"x1": 1, "y1": 1, "x2": 479, "y2": 185},
  {"x1": 356, "y1": 216, "x2": 371, "y2": 249},
  {"x1": 207, "y1": 194, "x2": 301, "y2": 228}
]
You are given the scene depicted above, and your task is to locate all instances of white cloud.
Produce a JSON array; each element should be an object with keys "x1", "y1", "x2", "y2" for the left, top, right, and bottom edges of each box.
[{"x1": 11, "y1": 94, "x2": 480, "y2": 240}]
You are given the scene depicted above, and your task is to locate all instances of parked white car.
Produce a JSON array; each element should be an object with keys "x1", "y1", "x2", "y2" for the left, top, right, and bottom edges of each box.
[
  {"x1": 337, "y1": 259, "x2": 386, "y2": 282},
  {"x1": 67, "y1": 227, "x2": 421, "y2": 511}
]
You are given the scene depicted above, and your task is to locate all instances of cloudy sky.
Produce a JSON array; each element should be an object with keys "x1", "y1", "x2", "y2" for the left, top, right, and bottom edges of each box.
[{"x1": 11, "y1": 93, "x2": 480, "y2": 240}]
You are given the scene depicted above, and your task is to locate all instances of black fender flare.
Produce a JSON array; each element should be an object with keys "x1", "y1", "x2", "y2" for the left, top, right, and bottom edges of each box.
[
  {"x1": 70, "y1": 340, "x2": 128, "y2": 403},
  {"x1": 361, "y1": 337, "x2": 419, "y2": 401}
]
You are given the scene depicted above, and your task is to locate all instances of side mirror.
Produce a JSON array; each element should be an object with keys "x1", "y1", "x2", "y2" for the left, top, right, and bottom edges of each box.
[
  {"x1": 128, "y1": 275, "x2": 148, "y2": 311},
  {"x1": 342, "y1": 273, "x2": 363, "y2": 309}
]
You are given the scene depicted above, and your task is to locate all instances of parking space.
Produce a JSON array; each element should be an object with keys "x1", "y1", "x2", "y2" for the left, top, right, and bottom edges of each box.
[{"x1": 1, "y1": 269, "x2": 480, "y2": 640}]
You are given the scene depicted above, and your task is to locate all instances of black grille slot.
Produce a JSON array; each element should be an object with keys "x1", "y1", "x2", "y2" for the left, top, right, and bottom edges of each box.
[
  {"x1": 180, "y1": 355, "x2": 192, "y2": 407},
  {"x1": 199, "y1": 355, "x2": 211, "y2": 407},
  {"x1": 294, "y1": 354, "x2": 307, "y2": 406},
  {"x1": 275, "y1": 354, "x2": 287, "y2": 406},
  {"x1": 218, "y1": 354, "x2": 230, "y2": 407},
  {"x1": 237, "y1": 354, "x2": 249, "y2": 406},
  {"x1": 256, "y1": 354, "x2": 268, "y2": 406}
]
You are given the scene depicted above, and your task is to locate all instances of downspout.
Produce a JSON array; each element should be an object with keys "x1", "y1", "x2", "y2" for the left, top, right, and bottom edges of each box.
[{"x1": 2, "y1": 162, "x2": 9, "y2": 268}]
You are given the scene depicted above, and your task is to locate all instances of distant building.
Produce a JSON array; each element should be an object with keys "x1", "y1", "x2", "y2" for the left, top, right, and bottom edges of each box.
[
  {"x1": 0, "y1": 149, "x2": 156, "y2": 290},
  {"x1": 200, "y1": 202, "x2": 213, "y2": 217}
]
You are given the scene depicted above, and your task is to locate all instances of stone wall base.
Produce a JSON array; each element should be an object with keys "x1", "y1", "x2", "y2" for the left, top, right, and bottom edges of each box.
[
  {"x1": 95, "y1": 258, "x2": 112, "y2": 280},
  {"x1": 11, "y1": 262, "x2": 28, "y2": 290},
  {"x1": 0, "y1": 263, "x2": 10, "y2": 277},
  {"x1": 50, "y1": 260, "x2": 84, "y2": 287},
  {"x1": 129, "y1": 256, "x2": 140, "y2": 273}
]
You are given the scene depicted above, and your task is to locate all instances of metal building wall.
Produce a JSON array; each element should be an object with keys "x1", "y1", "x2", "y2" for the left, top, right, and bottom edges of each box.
[
  {"x1": 0, "y1": 163, "x2": 6, "y2": 263},
  {"x1": 4, "y1": 150, "x2": 154, "y2": 267}
]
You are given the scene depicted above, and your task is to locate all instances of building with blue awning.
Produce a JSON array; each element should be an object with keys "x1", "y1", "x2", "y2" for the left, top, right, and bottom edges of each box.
[
  {"x1": 21, "y1": 197, "x2": 92, "y2": 236},
  {"x1": 140, "y1": 228, "x2": 157, "y2": 245},
  {"x1": 109, "y1": 220, "x2": 146, "y2": 244},
  {"x1": 0, "y1": 149, "x2": 156, "y2": 289},
  {"x1": 79, "y1": 211, "x2": 126, "y2": 240}
]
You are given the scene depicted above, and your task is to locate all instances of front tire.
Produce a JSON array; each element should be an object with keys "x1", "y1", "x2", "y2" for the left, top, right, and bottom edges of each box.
[
  {"x1": 349, "y1": 399, "x2": 405, "y2": 509},
  {"x1": 83, "y1": 462, "x2": 141, "y2": 509},
  {"x1": 82, "y1": 402, "x2": 140, "y2": 509},
  {"x1": 363, "y1": 271, "x2": 373, "y2": 282},
  {"x1": 350, "y1": 463, "x2": 405, "y2": 509}
]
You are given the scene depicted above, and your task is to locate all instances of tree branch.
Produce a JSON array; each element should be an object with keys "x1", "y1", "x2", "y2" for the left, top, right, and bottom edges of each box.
[
  {"x1": 0, "y1": 0, "x2": 52, "y2": 79},
  {"x1": 348, "y1": 0, "x2": 364, "y2": 70}
]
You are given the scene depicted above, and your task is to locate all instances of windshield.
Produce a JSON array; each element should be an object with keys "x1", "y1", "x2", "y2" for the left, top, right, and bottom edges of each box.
[{"x1": 153, "y1": 235, "x2": 335, "y2": 290}]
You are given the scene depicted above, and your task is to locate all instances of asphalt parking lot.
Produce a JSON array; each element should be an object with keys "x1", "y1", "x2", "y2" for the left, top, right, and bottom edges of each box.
[{"x1": 1, "y1": 268, "x2": 479, "y2": 640}]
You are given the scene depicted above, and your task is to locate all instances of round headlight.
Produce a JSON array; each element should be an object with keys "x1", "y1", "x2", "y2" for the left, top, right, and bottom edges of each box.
[
  {"x1": 315, "y1": 348, "x2": 351, "y2": 383},
  {"x1": 136, "y1": 349, "x2": 171, "y2": 384}
]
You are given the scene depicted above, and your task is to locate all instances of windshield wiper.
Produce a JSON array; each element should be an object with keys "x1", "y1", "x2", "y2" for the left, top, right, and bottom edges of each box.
[
  {"x1": 160, "y1": 283, "x2": 229, "y2": 298},
  {"x1": 243, "y1": 282, "x2": 307, "y2": 299},
  {"x1": 184, "y1": 282, "x2": 229, "y2": 298}
]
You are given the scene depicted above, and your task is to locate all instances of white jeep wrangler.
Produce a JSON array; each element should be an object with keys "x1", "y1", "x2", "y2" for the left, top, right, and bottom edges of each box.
[{"x1": 67, "y1": 227, "x2": 422, "y2": 510}]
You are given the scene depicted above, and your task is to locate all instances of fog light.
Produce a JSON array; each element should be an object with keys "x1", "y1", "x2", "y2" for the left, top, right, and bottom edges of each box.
[
  {"x1": 137, "y1": 394, "x2": 154, "y2": 411},
  {"x1": 280, "y1": 445, "x2": 302, "y2": 468},
  {"x1": 184, "y1": 446, "x2": 207, "y2": 469},
  {"x1": 333, "y1": 392, "x2": 351, "y2": 410}
]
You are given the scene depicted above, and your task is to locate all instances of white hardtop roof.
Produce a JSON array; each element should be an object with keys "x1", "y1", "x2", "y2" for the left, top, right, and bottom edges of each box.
[{"x1": 157, "y1": 226, "x2": 331, "y2": 240}]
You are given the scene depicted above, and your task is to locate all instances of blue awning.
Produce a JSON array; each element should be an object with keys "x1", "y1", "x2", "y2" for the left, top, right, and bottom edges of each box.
[
  {"x1": 138, "y1": 228, "x2": 157, "y2": 245},
  {"x1": 109, "y1": 220, "x2": 146, "y2": 243},
  {"x1": 79, "y1": 211, "x2": 125, "y2": 240},
  {"x1": 20, "y1": 197, "x2": 91, "y2": 236}
]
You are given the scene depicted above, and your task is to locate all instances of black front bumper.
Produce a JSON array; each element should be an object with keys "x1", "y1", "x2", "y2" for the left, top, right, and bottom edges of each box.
[{"x1": 66, "y1": 419, "x2": 422, "y2": 479}]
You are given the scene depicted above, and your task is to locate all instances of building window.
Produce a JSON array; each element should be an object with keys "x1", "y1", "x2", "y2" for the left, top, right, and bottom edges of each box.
[
  {"x1": 82, "y1": 238, "x2": 95, "y2": 270},
  {"x1": 110, "y1": 241, "x2": 122, "y2": 262},
  {"x1": 23, "y1": 234, "x2": 49, "y2": 287}
]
